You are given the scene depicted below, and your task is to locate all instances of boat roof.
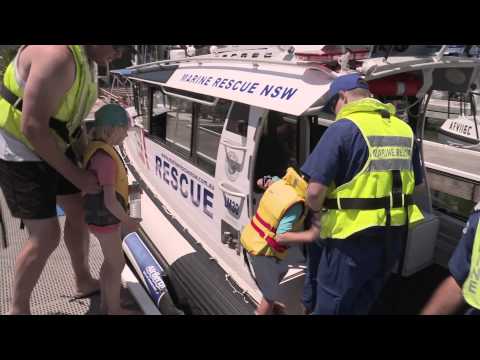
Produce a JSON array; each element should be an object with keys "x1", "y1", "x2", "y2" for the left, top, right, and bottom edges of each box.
[{"x1": 114, "y1": 45, "x2": 480, "y2": 117}]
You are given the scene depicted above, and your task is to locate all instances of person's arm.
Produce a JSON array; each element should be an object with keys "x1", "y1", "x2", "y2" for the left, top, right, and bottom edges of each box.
[
  {"x1": 420, "y1": 276, "x2": 465, "y2": 315},
  {"x1": 422, "y1": 213, "x2": 478, "y2": 315},
  {"x1": 277, "y1": 226, "x2": 319, "y2": 245},
  {"x1": 20, "y1": 46, "x2": 99, "y2": 194},
  {"x1": 300, "y1": 121, "x2": 349, "y2": 230},
  {"x1": 275, "y1": 203, "x2": 318, "y2": 245},
  {"x1": 103, "y1": 185, "x2": 141, "y2": 233},
  {"x1": 70, "y1": 126, "x2": 89, "y2": 162},
  {"x1": 305, "y1": 181, "x2": 329, "y2": 230}
]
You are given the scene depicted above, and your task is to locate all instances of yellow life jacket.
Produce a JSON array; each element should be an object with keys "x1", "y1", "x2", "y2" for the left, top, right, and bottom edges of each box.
[
  {"x1": 463, "y1": 212, "x2": 480, "y2": 310},
  {"x1": 0, "y1": 45, "x2": 98, "y2": 152},
  {"x1": 83, "y1": 141, "x2": 129, "y2": 226},
  {"x1": 320, "y1": 98, "x2": 424, "y2": 240},
  {"x1": 240, "y1": 167, "x2": 308, "y2": 260}
]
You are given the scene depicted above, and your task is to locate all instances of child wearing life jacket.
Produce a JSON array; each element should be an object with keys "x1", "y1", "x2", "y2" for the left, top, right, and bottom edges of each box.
[
  {"x1": 241, "y1": 167, "x2": 317, "y2": 315},
  {"x1": 83, "y1": 103, "x2": 141, "y2": 315}
]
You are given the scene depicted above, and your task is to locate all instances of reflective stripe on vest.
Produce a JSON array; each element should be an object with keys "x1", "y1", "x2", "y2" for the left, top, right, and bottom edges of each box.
[
  {"x1": 367, "y1": 135, "x2": 413, "y2": 172},
  {"x1": 0, "y1": 45, "x2": 98, "y2": 150},
  {"x1": 240, "y1": 167, "x2": 307, "y2": 259},
  {"x1": 250, "y1": 214, "x2": 287, "y2": 253},
  {"x1": 320, "y1": 98, "x2": 424, "y2": 240},
  {"x1": 463, "y1": 219, "x2": 480, "y2": 309}
]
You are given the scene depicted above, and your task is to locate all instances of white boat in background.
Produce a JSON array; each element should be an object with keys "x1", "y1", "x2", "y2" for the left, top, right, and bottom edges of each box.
[
  {"x1": 428, "y1": 91, "x2": 480, "y2": 145},
  {"x1": 440, "y1": 114, "x2": 480, "y2": 145},
  {"x1": 105, "y1": 45, "x2": 480, "y2": 314}
]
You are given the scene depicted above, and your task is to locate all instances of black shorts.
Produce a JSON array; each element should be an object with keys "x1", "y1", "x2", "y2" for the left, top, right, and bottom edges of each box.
[{"x1": 0, "y1": 148, "x2": 80, "y2": 220}]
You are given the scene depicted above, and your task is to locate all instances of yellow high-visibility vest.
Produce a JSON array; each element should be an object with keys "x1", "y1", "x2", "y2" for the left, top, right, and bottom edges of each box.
[
  {"x1": 320, "y1": 98, "x2": 424, "y2": 240},
  {"x1": 463, "y1": 216, "x2": 480, "y2": 309},
  {"x1": 0, "y1": 45, "x2": 97, "y2": 151}
]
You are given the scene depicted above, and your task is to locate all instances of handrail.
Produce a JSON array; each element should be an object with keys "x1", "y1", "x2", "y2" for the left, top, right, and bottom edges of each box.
[
  {"x1": 99, "y1": 88, "x2": 121, "y2": 102},
  {"x1": 126, "y1": 55, "x2": 330, "y2": 73},
  {"x1": 435, "y1": 45, "x2": 449, "y2": 62},
  {"x1": 218, "y1": 182, "x2": 248, "y2": 198},
  {"x1": 303, "y1": 105, "x2": 326, "y2": 115},
  {"x1": 160, "y1": 86, "x2": 219, "y2": 107}
]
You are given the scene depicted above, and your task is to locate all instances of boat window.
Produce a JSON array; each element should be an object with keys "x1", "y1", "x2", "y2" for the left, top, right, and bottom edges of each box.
[
  {"x1": 149, "y1": 89, "x2": 168, "y2": 139},
  {"x1": 149, "y1": 88, "x2": 193, "y2": 158},
  {"x1": 133, "y1": 83, "x2": 151, "y2": 130},
  {"x1": 196, "y1": 99, "x2": 232, "y2": 175},
  {"x1": 165, "y1": 97, "x2": 193, "y2": 157},
  {"x1": 226, "y1": 102, "x2": 249, "y2": 137},
  {"x1": 253, "y1": 111, "x2": 299, "y2": 191}
]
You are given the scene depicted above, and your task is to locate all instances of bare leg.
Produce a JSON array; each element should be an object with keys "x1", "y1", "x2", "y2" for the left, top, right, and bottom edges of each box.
[
  {"x1": 99, "y1": 270, "x2": 108, "y2": 314},
  {"x1": 8, "y1": 218, "x2": 60, "y2": 315},
  {"x1": 96, "y1": 228, "x2": 131, "y2": 315},
  {"x1": 57, "y1": 194, "x2": 99, "y2": 297}
]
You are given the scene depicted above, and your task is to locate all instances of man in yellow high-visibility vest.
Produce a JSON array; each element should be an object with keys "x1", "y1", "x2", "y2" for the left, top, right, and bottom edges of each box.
[
  {"x1": 277, "y1": 74, "x2": 424, "y2": 314},
  {"x1": 421, "y1": 205, "x2": 480, "y2": 315},
  {"x1": 0, "y1": 45, "x2": 134, "y2": 314}
]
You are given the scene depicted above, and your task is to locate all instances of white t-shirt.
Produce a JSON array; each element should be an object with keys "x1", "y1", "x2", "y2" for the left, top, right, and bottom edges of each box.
[
  {"x1": 0, "y1": 46, "x2": 41, "y2": 162},
  {"x1": 0, "y1": 128, "x2": 41, "y2": 161}
]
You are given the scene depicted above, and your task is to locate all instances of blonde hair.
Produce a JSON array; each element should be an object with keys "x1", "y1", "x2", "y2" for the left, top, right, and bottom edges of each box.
[{"x1": 92, "y1": 124, "x2": 117, "y2": 142}]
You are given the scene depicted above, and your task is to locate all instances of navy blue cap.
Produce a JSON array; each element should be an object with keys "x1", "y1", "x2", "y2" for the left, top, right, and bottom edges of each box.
[{"x1": 323, "y1": 73, "x2": 370, "y2": 113}]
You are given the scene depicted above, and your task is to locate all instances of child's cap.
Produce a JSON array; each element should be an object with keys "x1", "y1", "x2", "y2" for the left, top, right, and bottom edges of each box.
[{"x1": 94, "y1": 103, "x2": 130, "y2": 127}]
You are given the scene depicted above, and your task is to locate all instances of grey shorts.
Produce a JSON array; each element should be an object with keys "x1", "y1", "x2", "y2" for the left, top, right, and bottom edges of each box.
[{"x1": 248, "y1": 254, "x2": 289, "y2": 302}]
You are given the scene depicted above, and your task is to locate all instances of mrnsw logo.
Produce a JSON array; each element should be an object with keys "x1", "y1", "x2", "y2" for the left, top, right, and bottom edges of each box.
[{"x1": 224, "y1": 193, "x2": 242, "y2": 218}]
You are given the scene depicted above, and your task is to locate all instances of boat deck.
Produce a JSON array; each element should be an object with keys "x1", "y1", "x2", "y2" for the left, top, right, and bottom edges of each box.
[{"x1": 0, "y1": 189, "x2": 142, "y2": 315}]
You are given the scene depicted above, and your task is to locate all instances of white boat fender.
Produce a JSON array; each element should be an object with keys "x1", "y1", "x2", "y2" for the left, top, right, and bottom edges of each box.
[{"x1": 123, "y1": 232, "x2": 184, "y2": 315}]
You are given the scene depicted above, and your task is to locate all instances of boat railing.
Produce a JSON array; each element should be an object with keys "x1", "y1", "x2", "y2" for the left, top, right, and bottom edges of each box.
[{"x1": 125, "y1": 53, "x2": 335, "y2": 79}]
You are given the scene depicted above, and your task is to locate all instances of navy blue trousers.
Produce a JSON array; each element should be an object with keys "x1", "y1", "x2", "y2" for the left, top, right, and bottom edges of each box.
[{"x1": 302, "y1": 228, "x2": 405, "y2": 315}]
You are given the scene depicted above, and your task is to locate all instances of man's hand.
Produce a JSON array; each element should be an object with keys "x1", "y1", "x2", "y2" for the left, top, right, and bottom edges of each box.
[
  {"x1": 276, "y1": 225, "x2": 320, "y2": 245},
  {"x1": 276, "y1": 232, "x2": 287, "y2": 245},
  {"x1": 306, "y1": 225, "x2": 320, "y2": 242},
  {"x1": 256, "y1": 176, "x2": 273, "y2": 191},
  {"x1": 75, "y1": 169, "x2": 100, "y2": 194},
  {"x1": 420, "y1": 276, "x2": 465, "y2": 315}
]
